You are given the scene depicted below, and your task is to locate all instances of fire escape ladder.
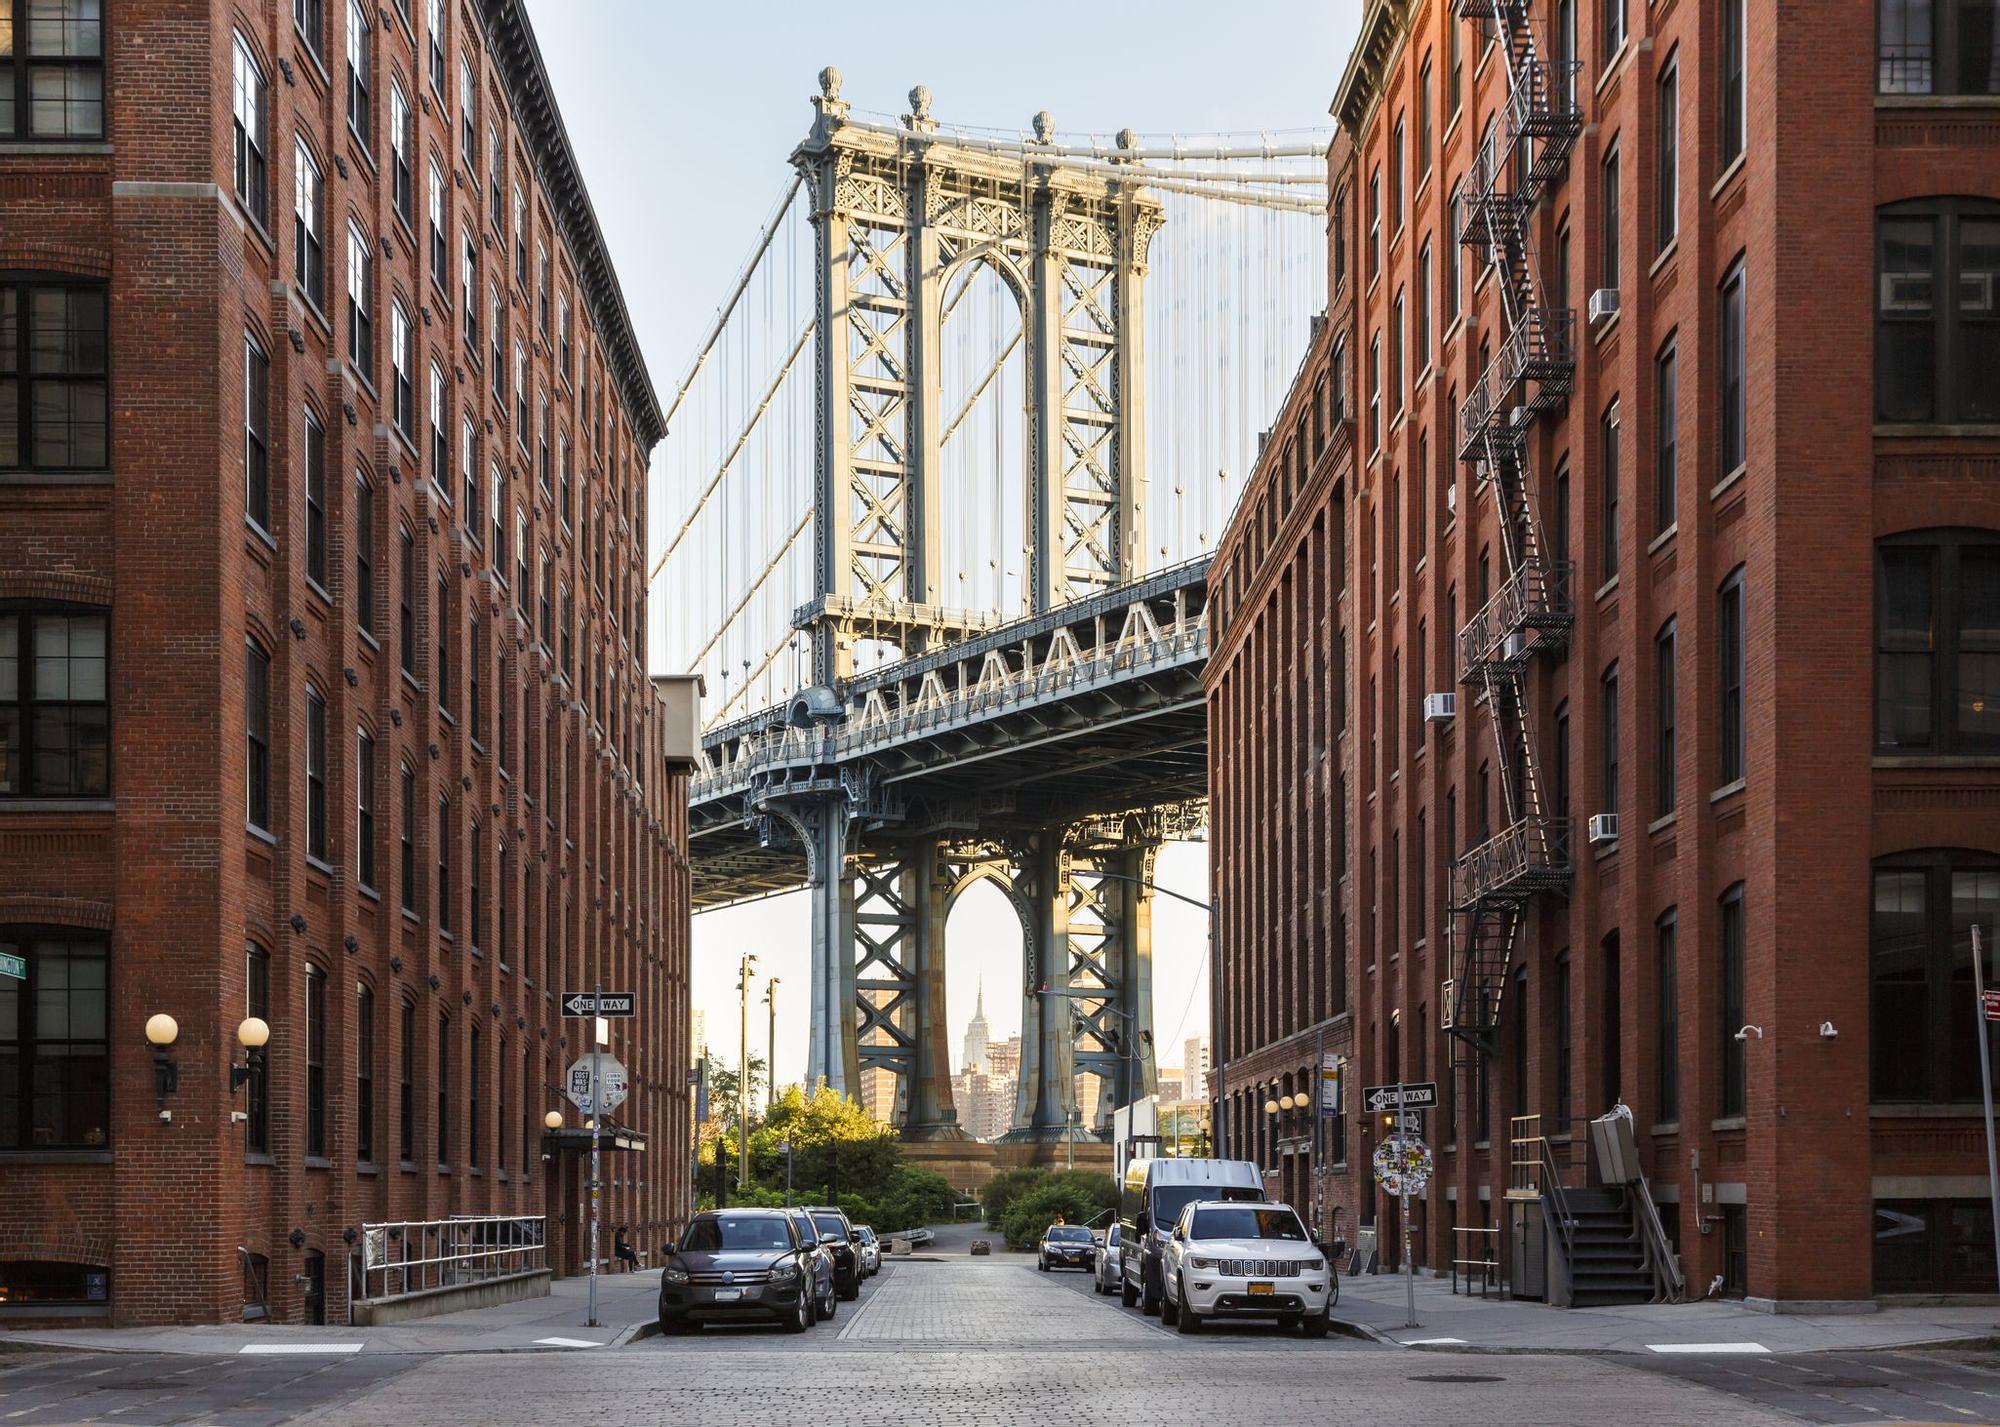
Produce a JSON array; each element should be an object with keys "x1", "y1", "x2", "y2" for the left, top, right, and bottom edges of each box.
[{"x1": 1445, "y1": 0, "x2": 1582, "y2": 1055}]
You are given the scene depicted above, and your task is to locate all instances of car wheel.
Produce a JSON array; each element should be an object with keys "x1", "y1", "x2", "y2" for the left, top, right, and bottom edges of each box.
[
  {"x1": 1176, "y1": 1277, "x2": 1201, "y2": 1335},
  {"x1": 1160, "y1": 1277, "x2": 1179, "y2": 1326},
  {"x1": 1120, "y1": 1272, "x2": 1138, "y2": 1308},
  {"x1": 820, "y1": 1286, "x2": 837, "y2": 1322},
  {"x1": 657, "y1": 1313, "x2": 687, "y2": 1336},
  {"x1": 838, "y1": 1275, "x2": 859, "y2": 1302},
  {"x1": 804, "y1": 1290, "x2": 818, "y2": 1327},
  {"x1": 1303, "y1": 1311, "x2": 1331, "y2": 1339},
  {"x1": 783, "y1": 1292, "x2": 810, "y2": 1334},
  {"x1": 1141, "y1": 1275, "x2": 1162, "y2": 1316},
  {"x1": 1278, "y1": 1313, "x2": 1301, "y2": 1334}
]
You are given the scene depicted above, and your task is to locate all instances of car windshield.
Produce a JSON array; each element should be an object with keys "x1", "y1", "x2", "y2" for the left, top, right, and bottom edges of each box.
[
  {"x1": 1151, "y1": 1183, "x2": 1259, "y2": 1229},
  {"x1": 1187, "y1": 1207, "x2": 1309, "y2": 1242},
  {"x1": 681, "y1": 1216, "x2": 792, "y2": 1252},
  {"x1": 857, "y1": 1229, "x2": 875, "y2": 1243},
  {"x1": 1047, "y1": 1226, "x2": 1091, "y2": 1242},
  {"x1": 811, "y1": 1214, "x2": 848, "y2": 1239}
]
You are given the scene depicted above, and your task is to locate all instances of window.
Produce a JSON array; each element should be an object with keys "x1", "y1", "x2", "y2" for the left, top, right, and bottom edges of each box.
[
  {"x1": 1390, "y1": 290, "x2": 1404, "y2": 412},
  {"x1": 1654, "y1": 337, "x2": 1677, "y2": 533},
  {"x1": 1656, "y1": 59, "x2": 1679, "y2": 252},
  {"x1": 344, "y1": 0, "x2": 371, "y2": 146},
  {"x1": 292, "y1": 140, "x2": 327, "y2": 311},
  {"x1": 1554, "y1": 0, "x2": 1577, "y2": 104},
  {"x1": 1721, "y1": 0, "x2": 1746, "y2": 161},
  {"x1": 294, "y1": 0, "x2": 324, "y2": 61},
  {"x1": 1553, "y1": 459, "x2": 1570, "y2": 570},
  {"x1": 245, "y1": 942, "x2": 270, "y2": 1152},
  {"x1": 355, "y1": 474, "x2": 375, "y2": 636},
  {"x1": 425, "y1": 158, "x2": 447, "y2": 286},
  {"x1": 356, "y1": 984, "x2": 376, "y2": 1162},
  {"x1": 388, "y1": 79, "x2": 413, "y2": 225},
  {"x1": 436, "y1": 1013, "x2": 450, "y2": 1164},
  {"x1": 491, "y1": 465, "x2": 505, "y2": 564},
  {"x1": 1600, "y1": 662, "x2": 1619, "y2": 814},
  {"x1": 1444, "y1": 183, "x2": 1462, "y2": 325},
  {"x1": 425, "y1": 0, "x2": 444, "y2": 93},
  {"x1": 469, "y1": 615, "x2": 481, "y2": 742},
  {"x1": 558, "y1": 292, "x2": 572, "y2": 374},
  {"x1": 1367, "y1": 334, "x2": 1381, "y2": 450},
  {"x1": 537, "y1": 393, "x2": 550, "y2": 491},
  {"x1": 1719, "y1": 566, "x2": 1746, "y2": 783},
  {"x1": 487, "y1": 123, "x2": 502, "y2": 229},
  {"x1": 1417, "y1": 59, "x2": 1432, "y2": 175},
  {"x1": 346, "y1": 223, "x2": 373, "y2": 382},
  {"x1": 513, "y1": 340, "x2": 528, "y2": 434},
  {"x1": 1367, "y1": 168, "x2": 1381, "y2": 278},
  {"x1": 435, "y1": 569, "x2": 448, "y2": 704},
  {"x1": 468, "y1": 1023, "x2": 481, "y2": 1168},
  {"x1": 490, "y1": 285, "x2": 503, "y2": 398},
  {"x1": 305, "y1": 964, "x2": 327, "y2": 1156},
  {"x1": 1655, "y1": 619, "x2": 1676, "y2": 816},
  {"x1": 1448, "y1": 14, "x2": 1462, "y2": 115},
  {"x1": 468, "y1": 819, "x2": 482, "y2": 951},
  {"x1": 397, "y1": 526, "x2": 415, "y2": 675},
  {"x1": 398, "y1": 760, "x2": 415, "y2": 912},
  {"x1": 538, "y1": 549, "x2": 552, "y2": 646},
  {"x1": 538, "y1": 245, "x2": 551, "y2": 334},
  {"x1": 239, "y1": 331, "x2": 272, "y2": 530},
  {"x1": 1876, "y1": 532, "x2": 2000, "y2": 755},
  {"x1": 0, "y1": 929, "x2": 108, "y2": 1150},
  {"x1": 304, "y1": 685, "x2": 328, "y2": 861},
  {"x1": 304, "y1": 406, "x2": 326, "y2": 588},
  {"x1": 1416, "y1": 241, "x2": 1432, "y2": 372},
  {"x1": 1719, "y1": 259, "x2": 1747, "y2": 470},
  {"x1": 497, "y1": 1032, "x2": 508, "y2": 1166},
  {"x1": 1390, "y1": 116, "x2": 1405, "y2": 228},
  {"x1": 351, "y1": 728, "x2": 376, "y2": 891},
  {"x1": 2, "y1": 279, "x2": 104, "y2": 473},
  {"x1": 1719, "y1": 883, "x2": 1746, "y2": 1115},
  {"x1": 1, "y1": 608, "x2": 108, "y2": 798},
  {"x1": 1876, "y1": 200, "x2": 2000, "y2": 426},
  {"x1": 558, "y1": 433, "x2": 572, "y2": 527},
  {"x1": 1601, "y1": 140, "x2": 1621, "y2": 293},
  {"x1": 1600, "y1": 399, "x2": 1620, "y2": 582},
  {"x1": 1873, "y1": 851, "x2": 2000, "y2": 1102},
  {"x1": 1601, "y1": 0, "x2": 1626, "y2": 62},
  {"x1": 2, "y1": 0, "x2": 104, "y2": 139},
  {"x1": 512, "y1": 184, "x2": 527, "y2": 285},
  {"x1": 1881, "y1": 0, "x2": 2000, "y2": 94},
  {"x1": 422, "y1": 364, "x2": 446, "y2": 495},
  {"x1": 398, "y1": 997, "x2": 415, "y2": 1161},
  {"x1": 1654, "y1": 910, "x2": 1679, "y2": 1121},
  {"x1": 458, "y1": 53, "x2": 476, "y2": 155},
  {"x1": 231, "y1": 35, "x2": 268, "y2": 221},
  {"x1": 437, "y1": 796, "x2": 452, "y2": 935},
  {"x1": 1554, "y1": 954, "x2": 1573, "y2": 1124},
  {"x1": 245, "y1": 638, "x2": 270, "y2": 830},
  {"x1": 391, "y1": 300, "x2": 413, "y2": 438},
  {"x1": 461, "y1": 235, "x2": 479, "y2": 353}
]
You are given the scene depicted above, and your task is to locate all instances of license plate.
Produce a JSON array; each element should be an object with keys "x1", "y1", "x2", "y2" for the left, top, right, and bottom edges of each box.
[
  {"x1": 1248, "y1": 1281, "x2": 1274, "y2": 1296},
  {"x1": 712, "y1": 1288, "x2": 742, "y2": 1301}
]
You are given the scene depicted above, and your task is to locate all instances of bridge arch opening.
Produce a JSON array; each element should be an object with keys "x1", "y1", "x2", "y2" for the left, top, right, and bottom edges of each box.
[
  {"x1": 942, "y1": 871, "x2": 1029, "y2": 1142},
  {"x1": 938, "y1": 255, "x2": 1030, "y2": 624}
]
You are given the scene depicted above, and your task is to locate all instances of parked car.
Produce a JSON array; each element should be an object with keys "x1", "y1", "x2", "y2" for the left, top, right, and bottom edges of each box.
[
  {"x1": 1093, "y1": 1222, "x2": 1123, "y2": 1295},
  {"x1": 1159, "y1": 1200, "x2": 1332, "y2": 1337},
  {"x1": 784, "y1": 1206, "x2": 838, "y2": 1323},
  {"x1": 658, "y1": 1209, "x2": 819, "y2": 1334},
  {"x1": 854, "y1": 1225, "x2": 882, "y2": 1277},
  {"x1": 1037, "y1": 1224, "x2": 1096, "y2": 1272},
  {"x1": 1119, "y1": 1157, "x2": 1266, "y2": 1314},
  {"x1": 807, "y1": 1205, "x2": 862, "y2": 1300}
]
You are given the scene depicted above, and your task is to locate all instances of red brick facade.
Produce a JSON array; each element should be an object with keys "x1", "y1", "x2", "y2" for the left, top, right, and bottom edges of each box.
[
  {"x1": 1209, "y1": 0, "x2": 2000, "y2": 1303},
  {"x1": 0, "y1": 0, "x2": 694, "y2": 1325}
]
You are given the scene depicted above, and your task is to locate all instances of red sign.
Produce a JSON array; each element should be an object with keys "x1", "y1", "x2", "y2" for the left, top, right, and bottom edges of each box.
[{"x1": 1983, "y1": 990, "x2": 2000, "y2": 1022}]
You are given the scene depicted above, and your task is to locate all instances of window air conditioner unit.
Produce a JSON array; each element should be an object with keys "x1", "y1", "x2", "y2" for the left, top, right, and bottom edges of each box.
[
  {"x1": 1588, "y1": 812, "x2": 1621, "y2": 846},
  {"x1": 1504, "y1": 632, "x2": 1529, "y2": 661},
  {"x1": 1424, "y1": 692, "x2": 1457, "y2": 723},
  {"x1": 1587, "y1": 288, "x2": 1620, "y2": 325}
]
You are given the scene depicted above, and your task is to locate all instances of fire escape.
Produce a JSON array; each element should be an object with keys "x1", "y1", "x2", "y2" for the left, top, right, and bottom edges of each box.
[{"x1": 1443, "y1": 2, "x2": 1582, "y2": 1058}]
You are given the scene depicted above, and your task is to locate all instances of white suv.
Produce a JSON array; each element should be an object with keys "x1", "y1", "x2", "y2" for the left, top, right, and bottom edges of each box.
[{"x1": 1160, "y1": 1200, "x2": 1332, "y2": 1337}]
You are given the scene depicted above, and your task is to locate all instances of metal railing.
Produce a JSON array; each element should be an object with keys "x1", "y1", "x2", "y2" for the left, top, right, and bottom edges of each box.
[{"x1": 356, "y1": 1214, "x2": 547, "y2": 1304}]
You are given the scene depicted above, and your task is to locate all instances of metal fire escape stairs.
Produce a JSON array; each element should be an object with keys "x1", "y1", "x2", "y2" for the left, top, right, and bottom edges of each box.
[{"x1": 1442, "y1": 2, "x2": 1582, "y2": 1063}]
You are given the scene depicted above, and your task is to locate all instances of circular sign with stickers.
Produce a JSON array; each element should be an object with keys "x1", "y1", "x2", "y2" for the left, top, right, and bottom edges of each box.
[{"x1": 1372, "y1": 1132, "x2": 1434, "y2": 1196}]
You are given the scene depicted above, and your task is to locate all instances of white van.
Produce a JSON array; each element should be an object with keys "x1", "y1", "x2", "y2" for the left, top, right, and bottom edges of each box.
[{"x1": 1117, "y1": 1157, "x2": 1264, "y2": 1315}]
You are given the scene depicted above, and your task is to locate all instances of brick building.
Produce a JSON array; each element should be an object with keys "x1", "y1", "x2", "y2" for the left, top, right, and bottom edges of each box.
[
  {"x1": 1211, "y1": 0, "x2": 2000, "y2": 1304},
  {"x1": 1205, "y1": 131, "x2": 1358, "y2": 1246},
  {"x1": 0, "y1": 0, "x2": 696, "y2": 1325}
]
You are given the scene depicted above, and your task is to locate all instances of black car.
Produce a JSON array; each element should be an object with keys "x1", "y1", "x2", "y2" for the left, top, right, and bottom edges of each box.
[
  {"x1": 785, "y1": 1206, "x2": 838, "y2": 1323},
  {"x1": 1038, "y1": 1224, "x2": 1096, "y2": 1272},
  {"x1": 807, "y1": 1205, "x2": 862, "y2": 1300},
  {"x1": 658, "y1": 1209, "x2": 817, "y2": 1333}
]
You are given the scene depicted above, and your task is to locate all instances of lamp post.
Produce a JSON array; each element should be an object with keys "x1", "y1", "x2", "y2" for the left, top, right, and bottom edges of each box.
[
  {"x1": 764, "y1": 977, "x2": 779, "y2": 1115},
  {"x1": 737, "y1": 951, "x2": 758, "y2": 1191},
  {"x1": 144, "y1": 1013, "x2": 179, "y2": 1120}
]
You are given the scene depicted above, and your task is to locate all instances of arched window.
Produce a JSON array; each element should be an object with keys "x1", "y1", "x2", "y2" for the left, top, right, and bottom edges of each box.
[
  {"x1": 1877, "y1": 198, "x2": 2000, "y2": 424},
  {"x1": 1872, "y1": 849, "x2": 2000, "y2": 1103},
  {"x1": 1878, "y1": 530, "x2": 2000, "y2": 755}
]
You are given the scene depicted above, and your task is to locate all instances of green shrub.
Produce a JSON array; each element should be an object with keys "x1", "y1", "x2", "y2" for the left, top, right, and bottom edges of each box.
[
  {"x1": 998, "y1": 1174, "x2": 1119, "y2": 1251},
  {"x1": 980, "y1": 1166, "x2": 1048, "y2": 1229}
]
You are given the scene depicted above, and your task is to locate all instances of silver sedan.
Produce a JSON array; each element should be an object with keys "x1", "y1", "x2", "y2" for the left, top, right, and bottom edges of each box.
[{"x1": 1093, "y1": 1223, "x2": 1124, "y2": 1295}]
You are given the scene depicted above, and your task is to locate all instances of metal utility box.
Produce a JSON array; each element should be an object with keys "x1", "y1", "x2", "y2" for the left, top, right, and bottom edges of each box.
[
  {"x1": 653, "y1": 674, "x2": 704, "y2": 770},
  {"x1": 1509, "y1": 1198, "x2": 1547, "y2": 1301},
  {"x1": 1590, "y1": 1110, "x2": 1640, "y2": 1185}
]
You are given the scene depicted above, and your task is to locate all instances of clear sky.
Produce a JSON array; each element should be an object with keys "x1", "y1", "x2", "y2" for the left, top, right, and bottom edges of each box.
[{"x1": 523, "y1": 0, "x2": 1363, "y2": 1087}]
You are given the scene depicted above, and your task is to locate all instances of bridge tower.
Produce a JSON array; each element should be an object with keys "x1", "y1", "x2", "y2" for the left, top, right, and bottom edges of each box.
[
  {"x1": 768, "y1": 71, "x2": 1166, "y2": 1144},
  {"x1": 1443, "y1": 9, "x2": 1582, "y2": 1059}
]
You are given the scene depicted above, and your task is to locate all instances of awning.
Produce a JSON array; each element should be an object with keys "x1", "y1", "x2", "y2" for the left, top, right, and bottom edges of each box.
[{"x1": 541, "y1": 1127, "x2": 648, "y2": 1154}]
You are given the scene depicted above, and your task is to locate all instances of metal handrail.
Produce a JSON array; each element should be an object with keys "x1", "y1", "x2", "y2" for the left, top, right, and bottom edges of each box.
[{"x1": 356, "y1": 1214, "x2": 546, "y2": 1304}]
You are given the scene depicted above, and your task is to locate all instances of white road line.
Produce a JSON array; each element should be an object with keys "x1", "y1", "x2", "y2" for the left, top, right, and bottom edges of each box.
[
  {"x1": 1646, "y1": 1342, "x2": 1772, "y2": 1354},
  {"x1": 236, "y1": 1343, "x2": 364, "y2": 1355},
  {"x1": 1404, "y1": 1336, "x2": 1468, "y2": 1345},
  {"x1": 533, "y1": 1337, "x2": 602, "y2": 1348}
]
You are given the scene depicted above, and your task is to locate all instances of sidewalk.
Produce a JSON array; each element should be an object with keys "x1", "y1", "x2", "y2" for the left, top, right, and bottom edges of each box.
[
  {"x1": 0, "y1": 1268, "x2": 663, "y2": 1358},
  {"x1": 1332, "y1": 1269, "x2": 2000, "y2": 1354}
]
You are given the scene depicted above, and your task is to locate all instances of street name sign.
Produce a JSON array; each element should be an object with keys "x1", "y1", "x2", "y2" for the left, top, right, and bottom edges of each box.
[
  {"x1": 564, "y1": 1054, "x2": 629, "y2": 1115},
  {"x1": 0, "y1": 951, "x2": 23, "y2": 981},
  {"x1": 561, "y1": 991, "x2": 634, "y2": 1018},
  {"x1": 1984, "y1": 989, "x2": 2000, "y2": 1023},
  {"x1": 1362, "y1": 1081, "x2": 1438, "y2": 1114}
]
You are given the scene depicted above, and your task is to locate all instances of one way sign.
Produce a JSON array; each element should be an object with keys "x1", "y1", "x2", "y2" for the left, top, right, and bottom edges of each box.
[
  {"x1": 1362, "y1": 1081, "x2": 1438, "y2": 1114},
  {"x1": 562, "y1": 991, "x2": 635, "y2": 1018}
]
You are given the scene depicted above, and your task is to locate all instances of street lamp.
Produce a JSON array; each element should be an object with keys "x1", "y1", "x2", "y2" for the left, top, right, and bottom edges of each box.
[
  {"x1": 144, "y1": 1013, "x2": 178, "y2": 1120},
  {"x1": 230, "y1": 1016, "x2": 270, "y2": 1093},
  {"x1": 544, "y1": 1110, "x2": 564, "y2": 1132},
  {"x1": 764, "y1": 977, "x2": 780, "y2": 1114},
  {"x1": 737, "y1": 951, "x2": 759, "y2": 1191}
]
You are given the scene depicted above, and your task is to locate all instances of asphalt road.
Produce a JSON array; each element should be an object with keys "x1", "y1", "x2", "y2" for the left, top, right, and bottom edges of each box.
[{"x1": 7, "y1": 1253, "x2": 2000, "y2": 1426}]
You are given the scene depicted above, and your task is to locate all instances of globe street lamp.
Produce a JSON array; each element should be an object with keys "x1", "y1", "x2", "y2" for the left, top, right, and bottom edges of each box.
[{"x1": 144, "y1": 1013, "x2": 179, "y2": 1119}]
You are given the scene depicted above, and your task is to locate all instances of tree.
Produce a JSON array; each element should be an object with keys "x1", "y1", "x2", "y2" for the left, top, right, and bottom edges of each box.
[{"x1": 703, "y1": 1051, "x2": 769, "y2": 1125}]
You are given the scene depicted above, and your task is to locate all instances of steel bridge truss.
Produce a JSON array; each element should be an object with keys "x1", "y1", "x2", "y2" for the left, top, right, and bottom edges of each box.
[{"x1": 1442, "y1": 0, "x2": 1582, "y2": 1060}]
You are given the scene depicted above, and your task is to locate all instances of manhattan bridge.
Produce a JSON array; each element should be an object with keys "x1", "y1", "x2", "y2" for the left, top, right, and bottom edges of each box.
[{"x1": 653, "y1": 71, "x2": 1328, "y2": 1155}]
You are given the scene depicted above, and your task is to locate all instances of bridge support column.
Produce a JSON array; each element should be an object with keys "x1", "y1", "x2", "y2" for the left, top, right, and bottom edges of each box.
[{"x1": 789, "y1": 798, "x2": 854, "y2": 1096}]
